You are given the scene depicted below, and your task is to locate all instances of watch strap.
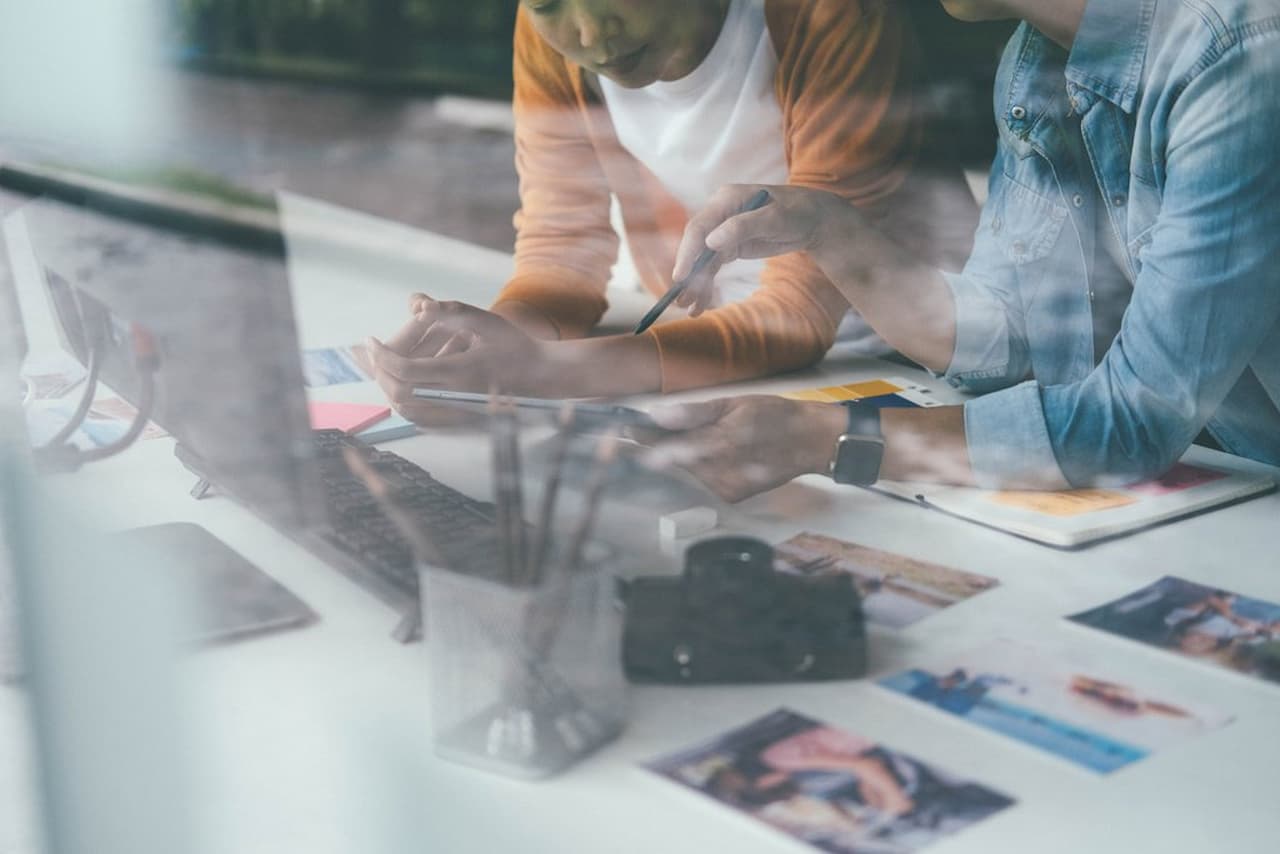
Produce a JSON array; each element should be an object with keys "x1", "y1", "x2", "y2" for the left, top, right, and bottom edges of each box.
[{"x1": 840, "y1": 399, "x2": 883, "y2": 439}]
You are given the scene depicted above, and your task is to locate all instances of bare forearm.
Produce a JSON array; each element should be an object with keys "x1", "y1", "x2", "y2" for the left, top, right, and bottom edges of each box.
[
  {"x1": 880, "y1": 407, "x2": 973, "y2": 485},
  {"x1": 808, "y1": 210, "x2": 958, "y2": 373},
  {"x1": 491, "y1": 300, "x2": 562, "y2": 341},
  {"x1": 540, "y1": 334, "x2": 663, "y2": 397}
]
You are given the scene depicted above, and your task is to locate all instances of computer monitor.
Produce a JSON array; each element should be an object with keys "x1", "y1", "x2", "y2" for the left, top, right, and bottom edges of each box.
[{"x1": 21, "y1": 194, "x2": 327, "y2": 532}]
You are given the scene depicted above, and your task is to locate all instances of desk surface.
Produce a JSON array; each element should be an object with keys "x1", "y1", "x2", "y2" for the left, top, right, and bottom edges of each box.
[{"x1": 4, "y1": 202, "x2": 1279, "y2": 854}]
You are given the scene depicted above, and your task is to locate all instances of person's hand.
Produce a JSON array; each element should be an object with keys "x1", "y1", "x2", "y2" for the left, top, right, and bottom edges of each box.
[
  {"x1": 855, "y1": 768, "x2": 915, "y2": 817},
  {"x1": 367, "y1": 299, "x2": 558, "y2": 425},
  {"x1": 635, "y1": 395, "x2": 846, "y2": 502},
  {"x1": 671, "y1": 184, "x2": 853, "y2": 316}
]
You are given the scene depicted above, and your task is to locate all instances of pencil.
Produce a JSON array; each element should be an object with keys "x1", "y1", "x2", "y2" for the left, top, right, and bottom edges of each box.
[
  {"x1": 501, "y1": 397, "x2": 527, "y2": 578},
  {"x1": 633, "y1": 188, "x2": 772, "y2": 335},
  {"x1": 489, "y1": 394, "x2": 514, "y2": 583},
  {"x1": 526, "y1": 402, "x2": 576, "y2": 587},
  {"x1": 490, "y1": 394, "x2": 528, "y2": 585},
  {"x1": 559, "y1": 428, "x2": 619, "y2": 578}
]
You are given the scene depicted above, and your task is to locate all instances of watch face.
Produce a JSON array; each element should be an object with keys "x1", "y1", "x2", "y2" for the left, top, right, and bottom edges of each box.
[{"x1": 833, "y1": 435, "x2": 885, "y2": 486}]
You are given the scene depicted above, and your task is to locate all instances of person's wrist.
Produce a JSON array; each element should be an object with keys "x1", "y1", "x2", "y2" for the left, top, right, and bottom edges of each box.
[
  {"x1": 492, "y1": 300, "x2": 561, "y2": 341},
  {"x1": 807, "y1": 198, "x2": 881, "y2": 291},
  {"x1": 798, "y1": 401, "x2": 849, "y2": 475},
  {"x1": 806, "y1": 193, "x2": 860, "y2": 262}
]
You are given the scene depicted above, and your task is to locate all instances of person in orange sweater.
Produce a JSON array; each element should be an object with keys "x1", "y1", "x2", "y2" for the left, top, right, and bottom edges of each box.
[{"x1": 368, "y1": 0, "x2": 975, "y2": 418}]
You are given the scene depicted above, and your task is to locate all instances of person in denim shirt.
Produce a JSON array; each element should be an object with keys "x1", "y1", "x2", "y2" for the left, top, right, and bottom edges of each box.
[{"x1": 637, "y1": 0, "x2": 1280, "y2": 499}]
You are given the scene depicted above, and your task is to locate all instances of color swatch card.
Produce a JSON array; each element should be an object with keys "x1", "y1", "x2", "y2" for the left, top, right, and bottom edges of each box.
[
  {"x1": 307, "y1": 401, "x2": 390, "y2": 434},
  {"x1": 780, "y1": 377, "x2": 944, "y2": 409},
  {"x1": 878, "y1": 639, "x2": 1232, "y2": 774},
  {"x1": 1070, "y1": 576, "x2": 1280, "y2": 687},
  {"x1": 645, "y1": 708, "x2": 1014, "y2": 854}
]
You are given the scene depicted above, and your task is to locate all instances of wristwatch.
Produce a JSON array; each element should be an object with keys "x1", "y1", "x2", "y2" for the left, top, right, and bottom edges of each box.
[{"x1": 829, "y1": 401, "x2": 885, "y2": 486}]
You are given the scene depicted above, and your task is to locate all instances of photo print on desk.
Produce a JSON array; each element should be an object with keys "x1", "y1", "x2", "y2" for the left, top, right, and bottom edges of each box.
[
  {"x1": 24, "y1": 397, "x2": 167, "y2": 449},
  {"x1": 877, "y1": 639, "x2": 1232, "y2": 774},
  {"x1": 645, "y1": 708, "x2": 1014, "y2": 854},
  {"x1": 301, "y1": 344, "x2": 373, "y2": 387},
  {"x1": 1070, "y1": 576, "x2": 1280, "y2": 687},
  {"x1": 773, "y1": 533, "x2": 997, "y2": 629},
  {"x1": 20, "y1": 349, "x2": 87, "y2": 400}
]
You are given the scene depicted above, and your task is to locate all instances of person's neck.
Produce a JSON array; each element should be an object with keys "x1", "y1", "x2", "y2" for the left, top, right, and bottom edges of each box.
[
  {"x1": 1009, "y1": 0, "x2": 1088, "y2": 49},
  {"x1": 660, "y1": 0, "x2": 732, "y2": 81}
]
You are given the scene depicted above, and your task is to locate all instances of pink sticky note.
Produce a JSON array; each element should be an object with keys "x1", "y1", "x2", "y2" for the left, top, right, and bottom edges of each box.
[
  {"x1": 1128, "y1": 463, "x2": 1226, "y2": 496},
  {"x1": 308, "y1": 401, "x2": 391, "y2": 434}
]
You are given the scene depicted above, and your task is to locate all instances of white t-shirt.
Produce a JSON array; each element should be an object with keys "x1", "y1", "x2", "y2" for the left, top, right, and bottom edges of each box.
[
  {"x1": 600, "y1": 0, "x2": 877, "y2": 351},
  {"x1": 601, "y1": 0, "x2": 784, "y2": 309}
]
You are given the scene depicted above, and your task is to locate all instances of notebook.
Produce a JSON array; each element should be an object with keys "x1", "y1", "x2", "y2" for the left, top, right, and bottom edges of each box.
[{"x1": 871, "y1": 448, "x2": 1276, "y2": 548}]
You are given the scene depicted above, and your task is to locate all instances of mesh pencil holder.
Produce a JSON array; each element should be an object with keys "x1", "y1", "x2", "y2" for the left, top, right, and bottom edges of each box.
[{"x1": 421, "y1": 557, "x2": 627, "y2": 780}]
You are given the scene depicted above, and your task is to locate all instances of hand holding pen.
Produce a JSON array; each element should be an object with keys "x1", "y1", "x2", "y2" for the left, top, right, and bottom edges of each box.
[{"x1": 634, "y1": 188, "x2": 772, "y2": 334}]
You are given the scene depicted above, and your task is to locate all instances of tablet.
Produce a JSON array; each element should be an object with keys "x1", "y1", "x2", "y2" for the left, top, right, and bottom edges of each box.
[{"x1": 410, "y1": 388, "x2": 656, "y2": 431}]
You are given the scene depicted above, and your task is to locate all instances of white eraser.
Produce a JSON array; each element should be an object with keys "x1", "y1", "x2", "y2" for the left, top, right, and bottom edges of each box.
[{"x1": 659, "y1": 506, "x2": 718, "y2": 542}]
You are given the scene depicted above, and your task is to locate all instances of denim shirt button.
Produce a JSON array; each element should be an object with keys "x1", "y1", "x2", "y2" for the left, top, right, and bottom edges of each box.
[
  {"x1": 1010, "y1": 105, "x2": 1028, "y2": 121},
  {"x1": 1113, "y1": 194, "x2": 1127, "y2": 207},
  {"x1": 1012, "y1": 240, "x2": 1027, "y2": 255},
  {"x1": 1072, "y1": 194, "x2": 1085, "y2": 208},
  {"x1": 991, "y1": 216, "x2": 1003, "y2": 234}
]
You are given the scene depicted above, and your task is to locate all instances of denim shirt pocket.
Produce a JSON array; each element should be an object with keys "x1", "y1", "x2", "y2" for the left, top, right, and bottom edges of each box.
[
  {"x1": 1125, "y1": 175, "x2": 1161, "y2": 267},
  {"x1": 989, "y1": 178, "x2": 1070, "y2": 266}
]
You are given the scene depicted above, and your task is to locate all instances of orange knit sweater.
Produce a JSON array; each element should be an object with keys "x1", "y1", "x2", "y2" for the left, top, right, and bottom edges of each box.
[{"x1": 496, "y1": 0, "x2": 933, "y2": 392}]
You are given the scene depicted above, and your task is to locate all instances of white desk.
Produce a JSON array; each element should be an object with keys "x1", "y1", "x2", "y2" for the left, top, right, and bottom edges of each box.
[{"x1": 4, "y1": 205, "x2": 1280, "y2": 854}]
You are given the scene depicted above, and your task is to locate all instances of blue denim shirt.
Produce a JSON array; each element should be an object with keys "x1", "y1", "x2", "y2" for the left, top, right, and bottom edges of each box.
[{"x1": 945, "y1": 0, "x2": 1280, "y2": 488}]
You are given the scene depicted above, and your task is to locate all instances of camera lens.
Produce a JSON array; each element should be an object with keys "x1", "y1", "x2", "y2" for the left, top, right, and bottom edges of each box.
[{"x1": 684, "y1": 536, "x2": 775, "y2": 606}]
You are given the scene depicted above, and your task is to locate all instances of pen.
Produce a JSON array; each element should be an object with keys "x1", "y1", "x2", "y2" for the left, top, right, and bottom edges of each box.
[
  {"x1": 525, "y1": 402, "x2": 576, "y2": 587},
  {"x1": 633, "y1": 188, "x2": 772, "y2": 335}
]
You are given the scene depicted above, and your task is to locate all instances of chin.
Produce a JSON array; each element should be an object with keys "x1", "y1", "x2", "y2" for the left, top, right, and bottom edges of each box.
[
  {"x1": 939, "y1": 0, "x2": 1001, "y2": 22},
  {"x1": 597, "y1": 68, "x2": 658, "y2": 89}
]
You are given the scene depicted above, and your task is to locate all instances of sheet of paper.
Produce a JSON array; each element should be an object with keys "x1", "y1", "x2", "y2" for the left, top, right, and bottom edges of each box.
[
  {"x1": 301, "y1": 344, "x2": 373, "y2": 387},
  {"x1": 878, "y1": 639, "x2": 1233, "y2": 773},
  {"x1": 25, "y1": 397, "x2": 167, "y2": 450},
  {"x1": 20, "y1": 349, "x2": 87, "y2": 400},
  {"x1": 773, "y1": 532, "x2": 997, "y2": 629},
  {"x1": 988, "y1": 489, "x2": 1136, "y2": 517},
  {"x1": 1070, "y1": 576, "x2": 1280, "y2": 688},
  {"x1": 644, "y1": 708, "x2": 1014, "y2": 854}
]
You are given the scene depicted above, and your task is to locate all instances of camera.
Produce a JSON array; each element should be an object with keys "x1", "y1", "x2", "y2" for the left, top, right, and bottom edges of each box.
[{"x1": 621, "y1": 536, "x2": 867, "y2": 684}]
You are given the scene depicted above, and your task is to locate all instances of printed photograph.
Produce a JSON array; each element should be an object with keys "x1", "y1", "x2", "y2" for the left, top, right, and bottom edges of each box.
[
  {"x1": 20, "y1": 350, "x2": 88, "y2": 401},
  {"x1": 645, "y1": 708, "x2": 1013, "y2": 854},
  {"x1": 1070, "y1": 576, "x2": 1280, "y2": 686},
  {"x1": 24, "y1": 397, "x2": 167, "y2": 450},
  {"x1": 878, "y1": 640, "x2": 1232, "y2": 774},
  {"x1": 301, "y1": 344, "x2": 373, "y2": 387},
  {"x1": 774, "y1": 533, "x2": 997, "y2": 629}
]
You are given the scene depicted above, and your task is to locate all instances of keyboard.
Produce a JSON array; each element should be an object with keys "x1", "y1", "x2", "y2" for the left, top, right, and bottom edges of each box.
[{"x1": 309, "y1": 429, "x2": 503, "y2": 604}]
